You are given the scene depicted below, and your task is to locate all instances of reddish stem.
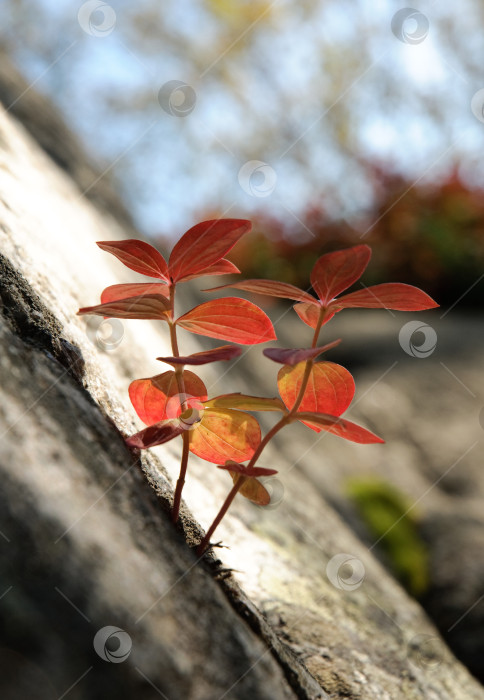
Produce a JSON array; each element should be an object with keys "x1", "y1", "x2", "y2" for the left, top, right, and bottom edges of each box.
[{"x1": 197, "y1": 476, "x2": 246, "y2": 555}]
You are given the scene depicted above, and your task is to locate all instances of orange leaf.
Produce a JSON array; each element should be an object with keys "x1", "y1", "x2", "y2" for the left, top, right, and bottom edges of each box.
[
  {"x1": 291, "y1": 412, "x2": 384, "y2": 444},
  {"x1": 204, "y1": 279, "x2": 318, "y2": 304},
  {"x1": 278, "y1": 361, "x2": 354, "y2": 422},
  {"x1": 263, "y1": 340, "x2": 341, "y2": 366},
  {"x1": 101, "y1": 283, "x2": 170, "y2": 303},
  {"x1": 176, "y1": 297, "x2": 276, "y2": 344},
  {"x1": 293, "y1": 302, "x2": 335, "y2": 329},
  {"x1": 188, "y1": 408, "x2": 260, "y2": 463},
  {"x1": 175, "y1": 258, "x2": 241, "y2": 283},
  {"x1": 310, "y1": 245, "x2": 371, "y2": 304},
  {"x1": 157, "y1": 345, "x2": 242, "y2": 366},
  {"x1": 230, "y1": 473, "x2": 272, "y2": 505},
  {"x1": 168, "y1": 219, "x2": 251, "y2": 283},
  {"x1": 205, "y1": 393, "x2": 286, "y2": 412},
  {"x1": 129, "y1": 370, "x2": 207, "y2": 425},
  {"x1": 331, "y1": 283, "x2": 439, "y2": 311},
  {"x1": 97, "y1": 239, "x2": 169, "y2": 281},
  {"x1": 77, "y1": 294, "x2": 171, "y2": 320}
]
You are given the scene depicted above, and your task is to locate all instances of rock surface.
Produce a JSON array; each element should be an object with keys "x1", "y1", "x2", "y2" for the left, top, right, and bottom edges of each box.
[{"x1": 0, "y1": 97, "x2": 483, "y2": 700}]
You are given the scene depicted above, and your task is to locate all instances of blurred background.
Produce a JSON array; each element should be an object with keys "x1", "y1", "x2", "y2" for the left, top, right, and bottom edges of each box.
[{"x1": 1, "y1": 0, "x2": 484, "y2": 686}]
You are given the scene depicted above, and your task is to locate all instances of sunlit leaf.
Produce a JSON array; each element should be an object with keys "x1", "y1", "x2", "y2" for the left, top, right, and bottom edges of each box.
[
  {"x1": 188, "y1": 408, "x2": 260, "y2": 463},
  {"x1": 263, "y1": 339, "x2": 341, "y2": 365},
  {"x1": 168, "y1": 219, "x2": 251, "y2": 283},
  {"x1": 97, "y1": 239, "x2": 169, "y2": 281},
  {"x1": 205, "y1": 393, "x2": 286, "y2": 412},
  {"x1": 125, "y1": 419, "x2": 185, "y2": 449},
  {"x1": 78, "y1": 294, "x2": 171, "y2": 320},
  {"x1": 204, "y1": 278, "x2": 318, "y2": 304},
  {"x1": 176, "y1": 297, "x2": 276, "y2": 344},
  {"x1": 100, "y1": 282, "x2": 170, "y2": 304},
  {"x1": 278, "y1": 361, "x2": 354, "y2": 418},
  {"x1": 293, "y1": 302, "x2": 335, "y2": 329},
  {"x1": 157, "y1": 345, "x2": 242, "y2": 366},
  {"x1": 290, "y1": 411, "x2": 384, "y2": 444},
  {"x1": 310, "y1": 245, "x2": 371, "y2": 304},
  {"x1": 129, "y1": 370, "x2": 207, "y2": 425},
  {"x1": 331, "y1": 283, "x2": 439, "y2": 311},
  {"x1": 227, "y1": 472, "x2": 272, "y2": 506},
  {"x1": 175, "y1": 258, "x2": 241, "y2": 283}
]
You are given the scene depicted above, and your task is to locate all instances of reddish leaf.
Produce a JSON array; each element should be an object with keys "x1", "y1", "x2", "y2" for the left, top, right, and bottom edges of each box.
[
  {"x1": 78, "y1": 294, "x2": 171, "y2": 320},
  {"x1": 290, "y1": 412, "x2": 384, "y2": 444},
  {"x1": 188, "y1": 408, "x2": 260, "y2": 463},
  {"x1": 217, "y1": 461, "x2": 278, "y2": 477},
  {"x1": 293, "y1": 302, "x2": 335, "y2": 329},
  {"x1": 129, "y1": 371, "x2": 207, "y2": 425},
  {"x1": 175, "y1": 258, "x2": 241, "y2": 283},
  {"x1": 310, "y1": 245, "x2": 371, "y2": 304},
  {"x1": 278, "y1": 361, "x2": 354, "y2": 419},
  {"x1": 100, "y1": 282, "x2": 170, "y2": 304},
  {"x1": 331, "y1": 283, "x2": 439, "y2": 311},
  {"x1": 176, "y1": 297, "x2": 276, "y2": 344},
  {"x1": 168, "y1": 219, "x2": 251, "y2": 283},
  {"x1": 204, "y1": 279, "x2": 318, "y2": 305},
  {"x1": 157, "y1": 345, "x2": 242, "y2": 366},
  {"x1": 228, "y1": 472, "x2": 272, "y2": 505},
  {"x1": 97, "y1": 239, "x2": 169, "y2": 282},
  {"x1": 205, "y1": 393, "x2": 286, "y2": 412},
  {"x1": 263, "y1": 340, "x2": 341, "y2": 366},
  {"x1": 125, "y1": 420, "x2": 185, "y2": 449}
]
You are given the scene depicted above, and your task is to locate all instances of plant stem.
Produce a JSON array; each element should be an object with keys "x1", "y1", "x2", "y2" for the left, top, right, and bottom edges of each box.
[
  {"x1": 198, "y1": 306, "x2": 329, "y2": 551},
  {"x1": 168, "y1": 283, "x2": 190, "y2": 524}
]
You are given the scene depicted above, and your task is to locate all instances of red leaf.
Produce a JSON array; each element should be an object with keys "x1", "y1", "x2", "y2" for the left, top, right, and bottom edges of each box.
[
  {"x1": 97, "y1": 239, "x2": 169, "y2": 282},
  {"x1": 204, "y1": 279, "x2": 318, "y2": 305},
  {"x1": 263, "y1": 340, "x2": 341, "y2": 366},
  {"x1": 310, "y1": 245, "x2": 371, "y2": 304},
  {"x1": 175, "y1": 258, "x2": 241, "y2": 283},
  {"x1": 100, "y1": 283, "x2": 170, "y2": 304},
  {"x1": 77, "y1": 294, "x2": 171, "y2": 320},
  {"x1": 157, "y1": 345, "x2": 242, "y2": 366},
  {"x1": 217, "y1": 461, "x2": 278, "y2": 477},
  {"x1": 168, "y1": 219, "x2": 251, "y2": 283},
  {"x1": 290, "y1": 412, "x2": 384, "y2": 444},
  {"x1": 278, "y1": 361, "x2": 354, "y2": 420},
  {"x1": 293, "y1": 302, "x2": 335, "y2": 329},
  {"x1": 129, "y1": 370, "x2": 207, "y2": 425},
  {"x1": 125, "y1": 420, "x2": 185, "y2": 449},
  {"x1": 331, "y1": 283, "x2": 439, "y2": 311},
  {"x1": 188, "y1": 408, "x2": 260, "y2": 463},
  {"x1": 176, "y1": 297, "x2": 276, "y2": 344}
]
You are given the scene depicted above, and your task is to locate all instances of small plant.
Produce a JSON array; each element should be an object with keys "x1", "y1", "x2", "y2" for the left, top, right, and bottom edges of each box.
[{"x1": 78, "y1": 219, "x2": 438, "y2": 555}]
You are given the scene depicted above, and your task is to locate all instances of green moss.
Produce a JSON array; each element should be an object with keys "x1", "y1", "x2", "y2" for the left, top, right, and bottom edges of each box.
[{"x1": 346, "y1": 477, "x2": 429, "y2": 597}]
